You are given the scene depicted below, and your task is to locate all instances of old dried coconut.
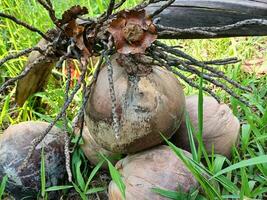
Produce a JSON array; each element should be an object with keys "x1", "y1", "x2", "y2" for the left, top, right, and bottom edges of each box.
[
  {"x1": 108, "y1": 145, "x2": 199, "y2": 200},
  {"x1": 0, "y1": 121, "x2": 66, "y2": 199},
  {"x1": 85, "y1": 54, "x2": 185, "y2": 153},
  {"x1": 172, "y1": 95, "x2": 240, "y2": 158}
]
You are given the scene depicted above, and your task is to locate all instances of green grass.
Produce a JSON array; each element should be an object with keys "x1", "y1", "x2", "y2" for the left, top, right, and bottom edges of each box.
[{"x1": 0, "y1": 0, "x2": 267, "y2": 199}]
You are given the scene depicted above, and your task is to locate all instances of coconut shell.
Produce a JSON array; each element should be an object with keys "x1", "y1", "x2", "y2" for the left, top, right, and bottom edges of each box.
[
  {"x1": 0, "y1": 121, "x2": 66, "y2": 199},
  {"x1": 74, "y1": 123, "x2": 120, "y2": 168},
  {"x1": 172, "y1": 95, "x2": 240, "y2": 158},
  {"x1": 85, "y1": 54, "x2": 185, "y2": 153},
  {"x1": 108, "y1": 145, "x2": 198, "y2": 200}
]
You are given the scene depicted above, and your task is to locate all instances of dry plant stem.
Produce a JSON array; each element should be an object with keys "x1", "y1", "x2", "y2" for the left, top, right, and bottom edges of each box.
[
  {"x1": 105, "y1": 0, "x2": 116, "y2": 19},
  {"x1": 114, "y1": 0, "x2": 127, "y2": 10},
  {"x1": 149, "y1": 51, "x2": 220, "y2": 102},
  {"x1": 0, "y1": 56, "x2": 48, "y2": 94},
  {"x1": 189, "y1": 19, "x2": 267, "y2": 33},
  {"x1": 0, "y1": 12, "x2": 51, "y2": 41},
  {"x1": 71, "y1": 56, "x2": 104, "y2": 153},
  {"x1": 153, "y1": 47, "x2": 250, "y2": 106},
  {"x1": 18, "y1": 63, "x2": 87, "y2": 172},
  {"x1": 104, "y1": 52, "x2": 120, "y2": 138},
  {"x1": 37, "y1": 0, "x2": 58, "y2": 25},
  {"x1": 135, "y1": 0, "x2": 167, "y2": 10},
  {"x1": 200, "y1": 58, "x2": 240, "y2": 65},
  {"x1": 63, "y1": 59, "x2": 72, "y2": 182},
  {"x1": 157, "y1": 24, "x2": 216, "y2": 37},
  {"x1": 0, "y1": 47, "x2": 44, "y2": 67},
  {"x1": 154, "y1": 41, "x2": 251, "y2": 93},
  {"x1": 149, "y1": 0, "x2": 175, "y2": 18}
]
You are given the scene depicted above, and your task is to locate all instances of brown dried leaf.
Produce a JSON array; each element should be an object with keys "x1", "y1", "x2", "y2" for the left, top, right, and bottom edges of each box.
[
  {"x1": 58, "y1": 5, "x2": 88, "y2": 26},
  {"x1": 108, "y1": 10, "x2": 157, "y2": 54}
]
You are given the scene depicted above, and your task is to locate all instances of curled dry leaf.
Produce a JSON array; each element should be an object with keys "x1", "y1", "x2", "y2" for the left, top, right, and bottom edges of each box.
[
  {"x1": 108, "y1": 10, "x2": 157, "y2": 54},
  {"x1": 58, "y1": 5, "x2": 88, "y2": 26}
]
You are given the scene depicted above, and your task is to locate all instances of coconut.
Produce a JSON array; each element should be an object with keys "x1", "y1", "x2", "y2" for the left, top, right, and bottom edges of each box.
[
  {"x1": 0, "y1": 121, "x2": 66, "y2": 199},
  {"x1": 108, "y1": 145, "x2": 198, "y2": 200},
  {"x1": 74, "y1": 123, "x2": 120, "y2": 168},
  {"x1": 85, "y1": 54, "x2": 185, "y2": 153},
  {"x1": 172, "y1": 95, "x2": 240, "y2": 158}
]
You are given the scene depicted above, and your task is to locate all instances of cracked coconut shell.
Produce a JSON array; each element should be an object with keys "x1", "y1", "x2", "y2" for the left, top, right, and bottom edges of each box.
[
  {"x1": 171, "y1": 95, "x2": 240, "y2": 158},
  {"x1": 0, "y1": 121, "x2": 66, "y2": 199},
  {"x1": 108, "y1": 145, "x2": 198, "y2": 200},
  {"x1": 85, "y1": 54, "x2": 185, "y2": 154}
]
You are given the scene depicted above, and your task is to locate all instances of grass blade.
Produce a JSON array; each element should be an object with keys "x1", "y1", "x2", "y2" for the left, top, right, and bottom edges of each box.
[
  {"x1": 212, "y1": 155, "x2": 267, "y2": 178},
  {"x1": 46, "y1": 185, "x2": 73, "y2": 192},
  {"x1": 185, "y1": 111, "x2": 198, "y2": 161},
  {"x1": 0, "y1": 175, "x2": 8, "y2": 199},
  {"x1": 152, "y1": 188, "x2": 189, "y2": 199},
  {"x1": 41, "y1": 146, "x2": 46, "y2": 198},
  {"x1": 85, "y1": 187, "x2": 106, "y2": 195},
  {"x1": 101, "y1": 154, "x2": 126, "y2": 200},
  {"x1": 84, "y1": 159, "x2": 104, "y2": 193}
]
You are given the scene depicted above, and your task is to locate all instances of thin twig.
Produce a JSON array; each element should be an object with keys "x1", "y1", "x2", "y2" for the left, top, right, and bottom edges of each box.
[
  {"x1": 157, "y1": 24, "x2": 216, "y2": 37},
  {"x1": 149, "y1": 0, "x2": 175, "y2": 18},
  {"x1": 190, "y1": 19, "x2": 267, "y2": 33},
  {"x1": 0, "y1": 12, "x2": 51, "y2": 41},
  {"x1": 105, "y1": 0, "x2": 116, "y2": 19},
  {"x1": 114, "y1": 0, "x2": 127, "y2": 10},
  {"x1": 154, "y1": 41, "x2": 251, "y2": 93},
  {"x1": 152, "y1": 47, "x2": 250, "y2": 106},
  {"x1": 0, "y1": 56, "x2": 48, "y2": 94},
  {"x1": 63, "y1": 58, "x2": 72, "y2": 182},
  {"x1": 0, "y1": 47, "x2": 43, "y2": 67},
  {"x1": 149, "y1": 51, "x2": 220, "y2": 101},
  {"x1": 37, "y1": 0, "x2": 58, "y2": 25},
  {"x1": 71, "y1": 56, "x2": 103, "y2": 152},
  {"x1": 104, "y1": 51, "x2": 120, "y2": 138}
]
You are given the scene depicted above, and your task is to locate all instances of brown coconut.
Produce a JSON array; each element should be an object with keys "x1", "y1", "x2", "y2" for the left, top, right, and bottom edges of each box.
[
  {"x1": 85, "y1": 54, "x2": 185, "y2": 154},
  {"x1": 0, "y1": 121, "x2": 66, "y2": 199},
  {"x1": 172, "y1": 95, "x2": 240, "y2": 158},
  {"x1": 108, "y1": 145, "x2": 198, "y2": 200},
  {"x1": 74, "y1": 123, "x2": 120, "y2": 168}
]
